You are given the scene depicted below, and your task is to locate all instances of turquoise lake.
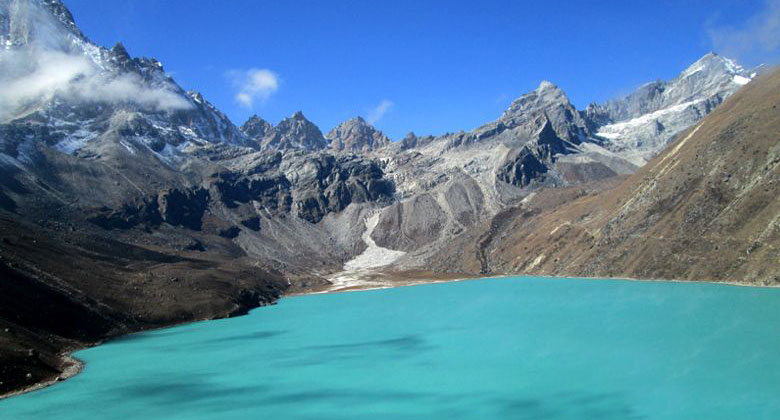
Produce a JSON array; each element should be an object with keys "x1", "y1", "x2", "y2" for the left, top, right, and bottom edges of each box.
[{"x1": 3, "y1": 276, "x2": 780, "y2": 419}]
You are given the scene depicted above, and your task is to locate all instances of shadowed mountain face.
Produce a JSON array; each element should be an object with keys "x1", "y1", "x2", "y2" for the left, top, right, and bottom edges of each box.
[{"x1": 0, "y1": 0, "x2": 774, "y2": 397}]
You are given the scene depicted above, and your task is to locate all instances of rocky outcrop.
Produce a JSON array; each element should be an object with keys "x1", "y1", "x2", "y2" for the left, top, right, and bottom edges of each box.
[
  {"x1": 86, "y1": 187, "x2": 209, "y2": 231},
  {"x1": 157, "y1": 187, "x2": 209, "y2": 230},
  {"x1": 327, "y1": 117, "x2": 390, "y2": 152},
  {"x1": 499, "y1": 80, "x2": 591, "y2": 144},
  {"x1": 497, "y1": 147, "x2": 549, "y2": 187},
  {"x1": 212, "y1": 159, "x2": 293, "y2": 215},
  {"x1": 258, "y1": 111, "x2": 328, "y2": 151},
  {"x1": 240, "y1": 115, "x2": 273, "y2": 141},
  {"x1": 87, "y1": 198, "x2": 162, "y2": 230},
  {"x1": 290, "y1": 154, "x2": 394, "y2": 223}
]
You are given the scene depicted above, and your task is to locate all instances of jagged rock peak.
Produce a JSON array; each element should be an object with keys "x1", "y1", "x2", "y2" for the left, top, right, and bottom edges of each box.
[
  {"x1": 327, "y1": 116, "x2": 390, "y2": 152},
  {"x1": 537, "y1": 80, "x2": 559, "y2": 91},
  {"x1": 111, "y1": 42, "x2": 130, "y2": 58},
  {"x1": 502, "y1": 80, "x2": 572, "y2": 120},
  {"x1": 400, "y1": 131, "x2": 418, "y2": 150},
  {"x1": 108, "y1": 42, "x2": 136, "y2": 71},
  {"x1": 240, "y1": 115, "x2": 273, "y2": 140},
  {"x1": 1, "y1": 0, "x2": 89, "y2": 48},
  {"x1": 42, "y1": 0, "x2": 82, "y2": 35},
  {"x1": 679, "y1": 52, "x2": 747, "y2": 80},
  {"x1": 260, "y1": 111, "x2": 327, "y2": 151}
]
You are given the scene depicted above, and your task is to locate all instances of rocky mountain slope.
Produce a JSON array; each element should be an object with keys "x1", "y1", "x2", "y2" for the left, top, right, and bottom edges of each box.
[
  {"x1": 441, "y1": 68, "x2": 779, "y2": 284},
  {"x1": 0, "y1": 0, "x2": 772, "y2": 398}
]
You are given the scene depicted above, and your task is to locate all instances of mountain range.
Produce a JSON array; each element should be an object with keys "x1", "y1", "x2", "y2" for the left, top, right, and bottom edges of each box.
[{"x1": 0, "y1": 0, "x2": 777, "y2": 397}]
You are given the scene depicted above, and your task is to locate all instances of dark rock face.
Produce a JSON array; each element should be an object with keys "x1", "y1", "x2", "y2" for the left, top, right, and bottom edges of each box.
[
  {"x1": 213, "y1": 171, "x2": 293, "y2": 214},
  {"x1": 495, "y1": 119, "x2": 573, "y2": 188},
  {"x1": 240, "y1": 216, "x2": 261, "y2": 231},
  {"x1": 218, "y1": 226, "x2": 241, "y2": 238},
  {"x1": 88, "y1": 187, "x2": 210, "y2": 231},
  {"x1": 497, "y1": 146, "x2": 548, "y2": 187},
  {"x1": 158, "y1": 188, "x2": 209, "y2": 230},
  {"x1": 327, "y1": 117, "x2": 391, "y2": 152},
  {"x1": 536, "y1": 119, "x2": 574, "y2": 157},
  {"x1": 183, "y1": 239, "x2": 206, "y2": 252},
  {"x1": 87, "y1": 198, "x2": 162, "y2": 230},
  {"x1": 292, "y1": 154, "x2": 394, "y2": 223},
  {"x1": 0, "y1": 124, "x2": 61, "y2": 159},
  {"x1": 230, "y1": 288, "x2": 282, "y2": 317}
]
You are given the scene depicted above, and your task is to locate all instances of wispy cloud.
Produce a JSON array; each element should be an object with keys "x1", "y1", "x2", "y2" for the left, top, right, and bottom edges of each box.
[
  {"x1": 366, "y1": 99, "x2": 393, "y2": 124},
  {"x1": 0, "y1": 50, "x2": 191, "y2": 121},
  {"x1": 707, "y1": 0, "x2": 780, "y2": 65},
  {"x1": 229, "y1": 68, "x2": 279, "y2": 108}
]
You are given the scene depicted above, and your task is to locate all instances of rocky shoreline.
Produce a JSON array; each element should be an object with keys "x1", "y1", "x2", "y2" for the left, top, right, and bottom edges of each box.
[{"x1": 1, "y1": 355, "x2": 83, "y2": 400}]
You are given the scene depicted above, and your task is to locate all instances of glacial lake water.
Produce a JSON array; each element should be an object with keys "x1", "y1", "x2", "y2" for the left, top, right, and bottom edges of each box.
[{"x1": 3, "y1": 276, "x2": 780, "y2": 419}]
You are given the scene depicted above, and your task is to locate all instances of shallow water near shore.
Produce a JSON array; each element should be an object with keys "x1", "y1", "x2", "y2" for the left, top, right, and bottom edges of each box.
[{"x1": 3, "y1": 276, "x2": 780, "y2": 419}]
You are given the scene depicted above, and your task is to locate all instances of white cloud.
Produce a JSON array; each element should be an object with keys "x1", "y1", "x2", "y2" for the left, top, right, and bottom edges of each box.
[
  {"x1": 0, "y1": 50, "x2": 192, "y2": 121},
  {"x1": 230, "y1": 68, "x2": 279, "y2": 108},
  {"x1": 707, "y1": 0, "x2": 780, "y2": 65},
  {"x1": 366, "y1": 99, "x2": 393, "y2": 124}
]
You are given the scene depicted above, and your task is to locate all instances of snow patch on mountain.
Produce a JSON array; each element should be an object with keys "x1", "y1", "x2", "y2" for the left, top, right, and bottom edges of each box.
[
  {"x1": 733, "y1": 75, "x2": 750, "y2": 85},
  {"x1": 597, "y1": 99, "x2": 704, "y2": 139},
  {"x1": 53, "y1": 128, "x2": 98, "y2": 154}
]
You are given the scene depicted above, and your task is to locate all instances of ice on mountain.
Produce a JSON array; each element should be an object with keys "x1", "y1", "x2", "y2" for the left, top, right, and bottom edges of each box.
[{"x1": 732, "y1": 75, "x2": 750, "y2": 85}]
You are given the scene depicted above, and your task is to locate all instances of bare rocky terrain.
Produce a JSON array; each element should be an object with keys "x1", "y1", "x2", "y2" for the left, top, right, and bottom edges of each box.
[
  {"x1": 0, "y1": 0, "x2": 776, "y2": 398},
  {"x1": 435, "y1": 69, "x2": 780, "y2": 285}
]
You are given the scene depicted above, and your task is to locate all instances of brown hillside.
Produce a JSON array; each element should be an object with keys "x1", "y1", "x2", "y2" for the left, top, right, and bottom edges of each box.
[{"x1": 478, "y1": 68, "x2": 780, "y2": 284}]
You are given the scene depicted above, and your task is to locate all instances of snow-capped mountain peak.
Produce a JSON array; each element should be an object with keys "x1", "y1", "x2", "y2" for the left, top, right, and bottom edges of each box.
[
  {"x1": 0, "y1": 0, "x2": 253, "y2": 163},
  {"x1": 591, "y1": 52, "x2": 756, "y2": 165}
]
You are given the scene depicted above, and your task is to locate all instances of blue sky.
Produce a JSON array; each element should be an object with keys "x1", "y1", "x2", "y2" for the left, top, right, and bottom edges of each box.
[{"x1": 66, "y1": 0, "x2": 780, "y2": 139}]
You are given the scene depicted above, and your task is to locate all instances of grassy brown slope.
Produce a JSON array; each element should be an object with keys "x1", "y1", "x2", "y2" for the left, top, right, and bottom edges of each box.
[{"x1": 476, "y1": 69, "x2": 780, "y2": 284}]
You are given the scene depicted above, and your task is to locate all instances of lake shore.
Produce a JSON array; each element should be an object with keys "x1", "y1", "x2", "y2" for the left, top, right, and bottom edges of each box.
[
  {"x1": 300, "y1": 269, "x2": 780, "y2": 296},
  {"x1": 2, "y1": 271, "x2": 777, "y2": 401},
  {"x1": 0, "y1": 355, "x2": 83, "y2": 400}
]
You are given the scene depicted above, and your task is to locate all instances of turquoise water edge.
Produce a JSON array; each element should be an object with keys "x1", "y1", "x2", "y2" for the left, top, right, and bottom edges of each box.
[{"x1": 2, "y1": 276, "x2": 780, "y2": 419}]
